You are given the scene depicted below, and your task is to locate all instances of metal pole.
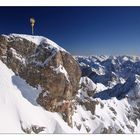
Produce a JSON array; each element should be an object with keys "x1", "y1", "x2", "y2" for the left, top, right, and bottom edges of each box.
[{"x1": 32, "y1": 25, "x2": 34, "y2": 35}]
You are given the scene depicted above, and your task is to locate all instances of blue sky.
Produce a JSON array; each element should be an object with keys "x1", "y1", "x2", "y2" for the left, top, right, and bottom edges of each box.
[{"x1": 0, "y1": 7, "x2": 140, "y2": 55}]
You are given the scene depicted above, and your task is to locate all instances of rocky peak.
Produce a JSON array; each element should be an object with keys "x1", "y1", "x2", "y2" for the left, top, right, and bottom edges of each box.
[{"x1": 0, "y1": 34, "x2": 81, "y2": 127}]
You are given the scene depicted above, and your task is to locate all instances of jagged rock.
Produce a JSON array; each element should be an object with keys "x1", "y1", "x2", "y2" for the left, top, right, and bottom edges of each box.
[
  {"x1": 31, "y1": 125, "x2": 45, "y2": 134},
  {"x1": 75, "y1": 76, "x2": 97, "y2": 116},
  {"x1": 74, "y1": 122, "x2": 82, "y2": 130},
  {"x1": 76, "y1": 95, "x2": 98, "y2": 115},
  {"x1": 21, "y1": 123, "x2": 45, "y2": 134},
  {"x1": 79, "y1": 76, "x2": 96, "y2": 97},
  {"x1": 109, "y1": 106, "x2": 117, "y2": 115},
  {"x1": 0, "y1": 34, "x2": 81, "y2": 127},
  {"x1": 83, "y1": 124, "x2": 91, "y2": 133},
  {"x1": 101, "y1": 127, "x2": 113, "y2": 134},
  {"x1": 83, "y1": 100, "x2": 97, "y2": 115}
]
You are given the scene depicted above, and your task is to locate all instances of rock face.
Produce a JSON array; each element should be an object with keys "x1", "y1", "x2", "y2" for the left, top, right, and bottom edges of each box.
[{"x1": 0, "y1": 34, "x2": 81, "y2": 127}]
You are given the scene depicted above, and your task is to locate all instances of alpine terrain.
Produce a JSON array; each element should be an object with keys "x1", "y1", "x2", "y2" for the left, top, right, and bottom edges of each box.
[{"x1": 0, "y1": 34, "x2": 140, "y2": 133}]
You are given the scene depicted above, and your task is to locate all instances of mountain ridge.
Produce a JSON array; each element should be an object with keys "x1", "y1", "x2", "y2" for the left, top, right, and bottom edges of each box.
[{"x1": 0, "y1": 34, "x2": 140, "y2": 133}]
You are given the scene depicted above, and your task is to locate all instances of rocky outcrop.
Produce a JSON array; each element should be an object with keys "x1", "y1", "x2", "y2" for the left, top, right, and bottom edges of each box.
[
  {"x1": 0, "y1": 34, "x2": 81, "y2": 127},
  {"x1": 75, "y1": 77, "x2": 97, "y2": 116},
  {"x1": 79, "y1": 76, "x2": 96, "y2": 97}
]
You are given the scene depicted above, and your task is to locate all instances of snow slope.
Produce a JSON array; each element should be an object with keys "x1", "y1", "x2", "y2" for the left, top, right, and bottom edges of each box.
[
  {"x1": 73, "y1": 96, "x2": 140, "y2": 133},
  {"x1": 0, "y1": 60, "x2": 76, "y2": 133}
]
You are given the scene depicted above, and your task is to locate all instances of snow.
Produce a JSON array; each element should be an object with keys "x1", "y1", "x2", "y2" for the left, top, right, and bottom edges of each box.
[
  {"x1": 0, "y1": 60, "x2": 75, "y2": 133},
  {"x1": 73, "y1": 95, "x2": 138, "y2": 133},
  {"x1": 96, "y1": 83, "x2": 108, "y2": 92},
  {"x1": 53, "y1": 64, "x2": 70, "y2": 82},
  {"x1": 9, "y1": 48, "x2": 26, "y2": 64}
]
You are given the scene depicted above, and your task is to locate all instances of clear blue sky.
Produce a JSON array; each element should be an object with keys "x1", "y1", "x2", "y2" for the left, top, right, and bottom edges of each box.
[{"x1": 0, "y1": 7, "x2": 140, "y2": 55}]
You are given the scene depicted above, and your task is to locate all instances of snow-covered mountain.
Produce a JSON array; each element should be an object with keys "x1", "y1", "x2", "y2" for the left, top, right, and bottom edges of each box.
[
  {"x1": 0, "y1": 34, "x2": 140, "y2": 133},
  {"x1": 74, "y1": 55, "x2": 140, "y2": 133}
]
